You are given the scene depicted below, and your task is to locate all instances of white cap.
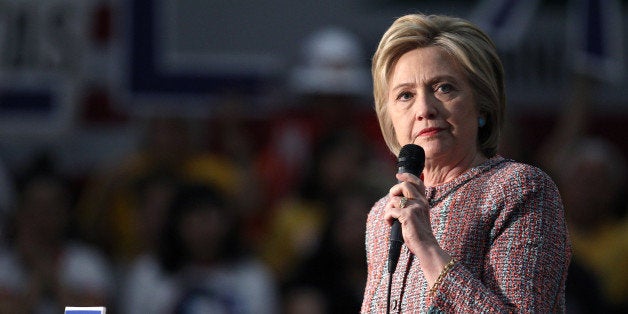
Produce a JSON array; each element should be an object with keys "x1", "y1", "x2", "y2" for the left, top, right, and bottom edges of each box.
[{"x1": 290, "y1": 27, "x2": 370, "y2": 96}]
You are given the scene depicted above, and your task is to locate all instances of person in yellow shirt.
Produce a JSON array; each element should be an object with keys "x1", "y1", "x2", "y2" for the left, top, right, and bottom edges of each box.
[
  {"x1": 76, "y1": 117, "x2": 241, "y2": 263},
  {"x1": 556, "y1": 137, "x2": 628, "y2": 311}
]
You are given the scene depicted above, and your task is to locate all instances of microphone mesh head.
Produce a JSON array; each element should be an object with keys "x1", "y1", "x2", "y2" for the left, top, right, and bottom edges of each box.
[
  {"x1": 399, "y1": 144, "x2": 423, "y2": 159},
  {"x1": 397, "y1": 144, "x2": 425, "y2": 175}
]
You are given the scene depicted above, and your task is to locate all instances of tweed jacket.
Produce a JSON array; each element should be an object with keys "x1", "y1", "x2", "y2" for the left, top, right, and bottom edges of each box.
[{"x1": 361, "y1": 156, "x2": 571, "y2": 313}]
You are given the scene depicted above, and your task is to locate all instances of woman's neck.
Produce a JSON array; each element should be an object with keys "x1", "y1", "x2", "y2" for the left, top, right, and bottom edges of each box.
[{"x1": 423, "y1": 151, "x2": 487, "y2": 186}]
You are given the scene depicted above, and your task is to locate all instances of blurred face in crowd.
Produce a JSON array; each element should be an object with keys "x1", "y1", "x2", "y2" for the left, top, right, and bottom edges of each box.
[
  {"x1": 387, "y1": 47, "x2": 481, "y2": 163},
  {"x1": 136, "y1": 178, "x2": 177, "y2": 250},
  {"x1": 559, "y1": 145, "x2": 624, "y2": 229},
  {"x1": 18, "y1": 176, "x2": 69, "y2": 244},
  {"x1": 180, "y1": 204, "x2": 229, "y2": 263}
]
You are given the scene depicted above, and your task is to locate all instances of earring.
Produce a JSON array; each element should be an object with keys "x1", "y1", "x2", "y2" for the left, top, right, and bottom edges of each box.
[{"x1": 478, "y1": 117, "x2": 486, "y2": 128}]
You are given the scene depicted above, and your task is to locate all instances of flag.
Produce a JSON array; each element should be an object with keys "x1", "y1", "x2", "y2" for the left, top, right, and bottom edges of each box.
[
  {"x1": 468, "y1": 0, "x2": 541, "y2": 51},
  {"x1": 568, "y1": 0, "x2": 624, "y2": 81}
]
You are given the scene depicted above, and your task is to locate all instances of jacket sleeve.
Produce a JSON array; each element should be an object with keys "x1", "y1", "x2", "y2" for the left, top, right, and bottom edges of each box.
[
  {"x1": 361, "y1": 197, "x2": 389, "y2": 313},
  {"x1": 429, "y1": 167, "x2": 571, "y2": 313}
]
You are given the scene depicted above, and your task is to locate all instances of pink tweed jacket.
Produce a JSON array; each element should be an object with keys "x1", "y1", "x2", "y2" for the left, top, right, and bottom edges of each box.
[{"x1": 361, "y1": 156, "x2": 570, "y2": 313}]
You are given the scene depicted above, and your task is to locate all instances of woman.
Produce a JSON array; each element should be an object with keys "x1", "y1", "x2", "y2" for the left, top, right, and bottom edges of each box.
[{"x1": 362, "y1": 14, "x2": 570, "y2": 313}]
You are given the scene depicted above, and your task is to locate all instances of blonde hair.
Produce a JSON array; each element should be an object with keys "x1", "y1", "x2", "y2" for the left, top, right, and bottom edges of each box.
[{"x1": 372, "y1": 13, "x2": 505, "y2": 157}]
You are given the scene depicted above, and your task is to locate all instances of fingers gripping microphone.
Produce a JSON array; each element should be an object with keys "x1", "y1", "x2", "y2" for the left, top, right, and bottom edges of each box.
[{"x1": 387, "y1": 144, "x2": 425, "y2": 274}]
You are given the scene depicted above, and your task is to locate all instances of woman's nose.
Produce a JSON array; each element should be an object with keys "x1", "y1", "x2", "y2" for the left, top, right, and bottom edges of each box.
[{"x1": 413, "y1": 92, "x2": 437, "y2": 121}]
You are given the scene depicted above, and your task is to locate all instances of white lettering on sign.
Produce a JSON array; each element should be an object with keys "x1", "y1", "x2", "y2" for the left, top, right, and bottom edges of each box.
[{"x1": 0, "y1": 0, "x2": 94, "y2": 75}]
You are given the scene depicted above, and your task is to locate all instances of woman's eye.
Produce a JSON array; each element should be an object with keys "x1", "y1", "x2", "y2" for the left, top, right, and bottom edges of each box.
[
  {"x1": 436, "y1": 83, "x2": 454, "y2": 94},
  {"x1": 397, "y1": 91, "x2": 414, "y2": 101}
]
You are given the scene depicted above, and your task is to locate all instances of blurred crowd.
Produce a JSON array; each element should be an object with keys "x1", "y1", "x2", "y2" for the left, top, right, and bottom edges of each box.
[
  {"x1": 0, "y1": 27, "x2": 627, "y2": 314},
  {"x1": 0, "y1": 27, "x2": 395, "y2": 314}
]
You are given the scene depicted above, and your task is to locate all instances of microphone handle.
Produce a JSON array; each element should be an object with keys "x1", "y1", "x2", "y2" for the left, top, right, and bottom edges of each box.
[
  {"x1": 388, "y1": 166, "x2": 421, "y2": 273},
  {"x1": 388, "y1": 220, "x2": 403, "y2": 273}
]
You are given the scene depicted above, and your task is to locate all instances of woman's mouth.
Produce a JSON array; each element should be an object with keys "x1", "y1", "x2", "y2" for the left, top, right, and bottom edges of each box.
[{"x1": 418, "y1": 127, "x2": 443, "y2": 137}]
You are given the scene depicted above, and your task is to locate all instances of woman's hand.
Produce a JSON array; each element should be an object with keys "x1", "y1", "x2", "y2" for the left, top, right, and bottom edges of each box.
[
  {"x1": 384, "y1": 172, "x2": 451, "y2": 286},
  {"x1": 384, "y1": 172, "x2": 436, "y2": 251}
]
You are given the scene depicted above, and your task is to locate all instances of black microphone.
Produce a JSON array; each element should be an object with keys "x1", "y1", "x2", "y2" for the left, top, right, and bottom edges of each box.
[{"x1": 387, "y1": 144, "x2": 425, "y2": 274}]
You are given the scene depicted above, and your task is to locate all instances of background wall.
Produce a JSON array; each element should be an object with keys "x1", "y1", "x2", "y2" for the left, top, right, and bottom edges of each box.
[{"x1": 0, "y1": 0, "x2": 626, "y2": 175}]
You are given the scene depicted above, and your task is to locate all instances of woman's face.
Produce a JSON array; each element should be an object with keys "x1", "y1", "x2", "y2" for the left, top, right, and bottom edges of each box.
[{"x1": 387, "y1": 47, "x2": 480, "y2": 163}]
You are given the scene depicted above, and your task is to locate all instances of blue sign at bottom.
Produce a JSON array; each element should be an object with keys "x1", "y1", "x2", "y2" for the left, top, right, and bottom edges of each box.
[{"x1": 64, "y1": 307, "x2": 106, "y2": 314}]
